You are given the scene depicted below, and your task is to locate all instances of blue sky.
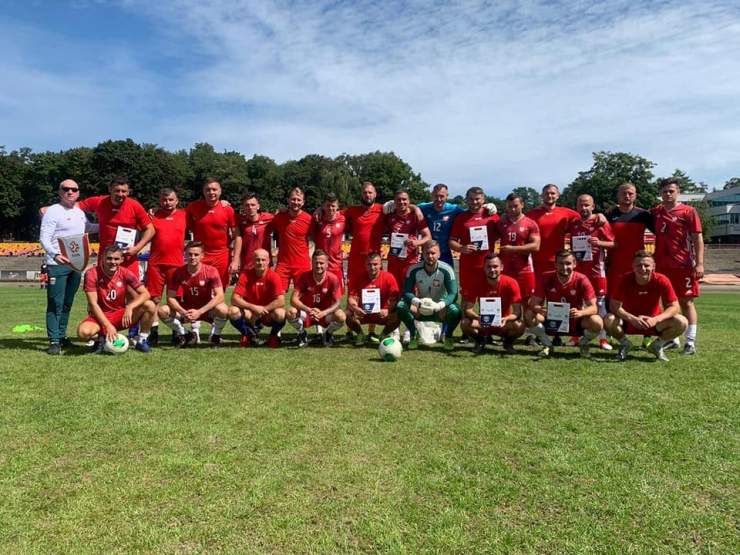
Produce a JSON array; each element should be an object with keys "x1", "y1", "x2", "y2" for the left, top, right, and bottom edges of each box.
[{"x1": 2, "y1": 0, "x2": 740, "y2": 196}]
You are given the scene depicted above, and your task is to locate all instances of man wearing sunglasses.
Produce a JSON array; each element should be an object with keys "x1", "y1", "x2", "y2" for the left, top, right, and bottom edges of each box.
[{"x1": 39, "y1": 179, "x2": 97, "y2": 354}]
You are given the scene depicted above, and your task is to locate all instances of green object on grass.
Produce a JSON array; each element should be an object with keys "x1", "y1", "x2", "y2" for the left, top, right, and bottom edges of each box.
[{"x1": 12, "y1": 324, "x2": 43, "y2": 333}]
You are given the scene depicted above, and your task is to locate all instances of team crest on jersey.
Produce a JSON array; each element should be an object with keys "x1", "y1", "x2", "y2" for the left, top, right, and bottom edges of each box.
[
  {"x1": 570, "y1": 289, "x2": 576, "y2": 295},
  {"x1": 550, "y1": 288, "x2": 556, "y2": 293},
  {"x1": 519, "y1": 227, "x2": 525, "y2": 232},
  {"x1": 442, "y1": 216, "x2": 449, "y2": 221},
  {"x1": 199, "y1": 280, "x2": 205, "y2": 286},
  {"x1": 433, "y1": 280, "x2": 441, "y2": 287},
  {"x1": 116, "y1": 281, "x2": 122, "y2": 287}
]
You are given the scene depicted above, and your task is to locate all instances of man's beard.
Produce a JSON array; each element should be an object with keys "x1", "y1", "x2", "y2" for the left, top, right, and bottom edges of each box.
[{"x1": 361, "y1": 197, "x2": 374, "y2": 207}]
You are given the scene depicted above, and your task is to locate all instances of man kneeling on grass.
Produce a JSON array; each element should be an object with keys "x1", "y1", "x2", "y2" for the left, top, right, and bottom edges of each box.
[
  {"x1": 158, "y1": 241, "x2": 229, "y2": 348},
  {"x1": 525, "y1": 250, "x2": 603, "y2": 358},
  {"x1": 605, "y1": 250, "x2": 687, "y2": 362},
  {"x1": 287, "y1": 249, "x2": 346, "y2": 347},
  {"x1": 229, "y1": 248, "x2": 286, "y2": 348},
  {"x1": 77, "y1": 245, "x2": 156, "y2": 353},
  {"x1": 346, "y1": 251, "x2": 401, "y2": 345},
  {"x1": 396, "y1": 241, "x2": 461, "y2": 351},
  {"x1": 461, "y1": 253, "x2": 525, "y2": 355}
]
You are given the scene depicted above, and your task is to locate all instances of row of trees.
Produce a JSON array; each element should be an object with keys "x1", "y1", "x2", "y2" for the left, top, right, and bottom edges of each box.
[{"x1": 0, "y1": 140, "x2": 734, "y2": 240}]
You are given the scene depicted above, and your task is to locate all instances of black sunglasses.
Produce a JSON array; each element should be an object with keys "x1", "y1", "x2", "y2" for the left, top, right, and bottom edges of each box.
[{"x1": 61, "y1": 187, "x2": 79, "y2": 192}]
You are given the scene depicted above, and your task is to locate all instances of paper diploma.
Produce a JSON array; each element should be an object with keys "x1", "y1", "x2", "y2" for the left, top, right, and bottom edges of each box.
[
  {"x1": 390, "y1": 233, "x2": 409, "y2": 258},
  {"x1": 469, "y1": 226, "x2": 489, "y2": 251},
  {"x1": 479, "y1": 297, "x2": 502, "y2": 327},
  {"x1": 114, "y1": 226, "x2": 137, "y2": 250},
  {"x1": 545, "y1": 301, "x2": 570, "y2": 334},
  {"x1": 572, "y1": 235, "x2": 593, "y2": 262},
  {"x1": 361, "y1": 288, "x2": 381, "y2": 313}
]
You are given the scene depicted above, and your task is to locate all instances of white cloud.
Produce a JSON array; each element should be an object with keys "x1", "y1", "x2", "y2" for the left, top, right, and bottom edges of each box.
[{"x1": 4, "y1": 1, "x2": 740, "y2": 194}]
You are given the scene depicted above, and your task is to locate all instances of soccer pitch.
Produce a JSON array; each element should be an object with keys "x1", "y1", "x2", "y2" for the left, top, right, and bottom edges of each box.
[{"x1": 1, "y1": 289, "x2": 737, "y2": 553}]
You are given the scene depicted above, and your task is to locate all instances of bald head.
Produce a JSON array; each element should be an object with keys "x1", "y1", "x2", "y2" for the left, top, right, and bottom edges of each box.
[
  {"x1": 252, "y1": 248, "x2": 270, "y2": 273},
  {"x1": 58, "y1": 179, "x2": 80, "y2": 207}
]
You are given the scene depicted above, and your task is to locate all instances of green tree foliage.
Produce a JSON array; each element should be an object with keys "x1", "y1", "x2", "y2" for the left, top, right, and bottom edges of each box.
[
  {"x1": 562, "y1": 151, "x2": 658, "y2": 211},
  {"x1": 511, "y1": 186, "x2": 541, "y2": 211},
  {"x1": 724, "y1": 177, "x2": 740, "y2": 190},
  {"x1": 660, "y1": 169, "x2": 708, "y2": 194},
  {"x1": 339, "y1": 151, "x2": 428, "y2": 204},
  {"x1": 0, "y1": 147, "x2": 28, "y2": 239}
]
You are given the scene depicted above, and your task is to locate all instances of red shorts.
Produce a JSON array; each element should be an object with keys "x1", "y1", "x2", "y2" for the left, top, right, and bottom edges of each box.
[
  {"x1": 622, "y1": 321, "x2": 660, "y2": 336},
  {"x1": 459, "y1": 263, "x2": 483, "y2": 301},
  {"x1": 302, "y1": 314, "x2": 331, "y2": 328},
  {"x1": 330, "y1": 267, "x2": 345, "y2": 295},
  {"x1": 387, "y1": 257, "x2": 414, "y2": 293},
  {"x1": 145, "y1": 264, "x2": 178, "y2": 299},
  {"x1": 202, "y1": 251, "x2": 231, "y2": 290},
  {"x1": 176, "y1": 307, "x2": 215, "y2": 323},
  {"x1": 510, "y1": 271, "x2": 535, "y2": 301},
  {"x1": 83, "y1": 308, "x2": 127, "y2": 330},
  {"x1": 356, "y1": 312, "x2": 389, "y2": 326},
  {"x1": 589, "y1": 276, "x2": 607, "y2": 298},
  {"x1": 607, "y1": 268, "x2": 629, "y2": 299},
  {"x1": 478, "y1": 324, "x2": 508, "y2": 337},
  {"x1": 275, "y1": 263, "x2": 310, "y2": 290},
  {"x1": 347, "y1": 257, "x2": 366, "y2": 291},
  {"x1": 662, "y1": 268, "x2": 700, "y2": 298}
]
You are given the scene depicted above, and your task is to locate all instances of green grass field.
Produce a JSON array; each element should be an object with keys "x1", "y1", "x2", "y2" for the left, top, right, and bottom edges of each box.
[{"x1": 0, "y1": 288, "x2": 738, "y2": 553}]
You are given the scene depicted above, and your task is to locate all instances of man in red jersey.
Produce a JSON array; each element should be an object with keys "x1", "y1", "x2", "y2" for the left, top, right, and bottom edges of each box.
[
  {"x1": 343, "y1": 181, "x2": 387, "y2": 291},
  {"x1": 77, "y1": 245, "x2": 156, "y2": 353},
  {"x1": 272, "y1": 187, "x2": 313, "y2": 290},
  {"x1": 526, "y1": 184, "x2": 580, "y2": 278},
  {"x1": 238, "y1": 192, "x2": 274, "y2": 271},
  {"x1": 489, "y1": 193, "x2": 540, "y2": 301},
  {"x1": 158, "y1": 241, "x2": 229, "y2": 348},
  {"x1": 185, "y1": 178, "x2": 241, "y2": 289},
  {"x1": 229, "y1": 248, "x2": 286, "y2": 348},
  {"x1": 605, "y1": 251, "x2": 687, "y2": 362},
  {"x1": 461, "y1": 253, "x2": 525, "y2": 355},
  {"x1": 449, "y1": 186, "x2": 499, "y2": 302},
  {"x1": 568, "y1": 194, "x2": 615, "y2": 350},
  {"x1": 525, "y1": 250, "x2": 603, "y2": 357},
  {"x1": 384, "y1": 189, "x2": 431, "y2": 292},
  {"x1": 606, "y1": 182, "x2": 655, "y2": 295},
  {"x1": 287, "y1": 250, "x2": 346, "y2": 347},
  {"x1": 146, "y1": 188, "x2": 188, "y2": 346},
  {"x1": 78, "y1": 177, "x2": 155, "y2": 275},
  {"x1": 651, "y1": 178, "x2": 704, "y2": 354},
  {"x1": 311, "y1": 192, "x2": 347, "y2": 292},
  {"x1": 346, "y1": 252, "x2": 401, "y2": 345}
]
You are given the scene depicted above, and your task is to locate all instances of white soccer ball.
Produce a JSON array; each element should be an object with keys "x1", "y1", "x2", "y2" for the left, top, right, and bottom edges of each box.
[
  {"x1": 104, "y1": 333, "x2": 130, "y2": 355},
  {"x1": 378, "y1": 336, "x2": 403, "y2": 362}
]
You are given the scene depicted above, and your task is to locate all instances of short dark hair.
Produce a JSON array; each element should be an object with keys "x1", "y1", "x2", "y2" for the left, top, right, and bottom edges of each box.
[
  {"x1": 506, "y1": 193, "x2": 524, "y2": 203},
  {"x1": 110, "y1": 176, "x2": 129, "y2": 188},
  {"x1": 203, "y1": 177, "x2": 220, "y2": 188},
  {"x1": 323, "y1": 192, "x2": 339, "y2": 203},
  {"x1": 485, "y1": 252, "x2": 502, "y2": 263},
  {"x1": 542, "y1": 183, "x2": 559, "y2": 194},
  {"x1": 466, "y1": 186, "x2": 484, "y2": 198},
  {"x1": 366, "y1": 251, "x2": 382, "y2": 261},
  {"x1": 312, "y1": 249, "x2": 328, "y2": 259},
  {"x1": 185, "y1": 240, "x2": 204, "y2": 251},
  {"x1": 102, "y1": 245, "x2": 123, "y2": 257},
  {"x1": 556, "y1": 249, "x2": 574, "y2": 260},
  {"x1": 432, "y1": 183, "x2": 448, "y2": 193},
  {"x1": 659, "y1": 177, "x2": 681, "y2": 191},
  {"x1": 242, "y1": 191, "x2": 259, "y2": 202},
  {"x1": 633, "y1": 249, "x2": 654, "y2": 260},
  {"x1": 289, "y1": 187, "x2": 304, "y2": 198},
  {"x1": 159, "y1": 187, "x2": 177, "y2": 197}
]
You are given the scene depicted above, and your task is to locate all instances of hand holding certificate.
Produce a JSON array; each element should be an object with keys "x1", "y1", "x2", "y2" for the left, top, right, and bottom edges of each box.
[
  {"x1": 572, "y1": 235, "x2": 593, "y2": 262},
  {"x1": 114, "y1": 226, "x2": 137, "y2": 250},
  {"x1": 361, "y1": 288, "x2": 381, "y2": 314},
  {"x1": 545, "y1": 301, "x2": 570, "y2": 333},
  {"x1": 469, "y1": 226, "x2": 489, "y2": 251},
  {"x1": 479, "y1": 297, "x2": 502, "y2": 327},
  {"x1": 390, "y1": 233, "x2": 409, "y2": 258}
]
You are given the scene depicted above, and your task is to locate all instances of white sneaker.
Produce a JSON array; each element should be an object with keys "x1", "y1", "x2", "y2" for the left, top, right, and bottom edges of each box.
[
  {"x1": 402, "y1": 330, "x2": 411, "y2": 344},
  {"x1": 192, "y1": 331, "x2": 201, "y2": 344},
  {"x1": 391, "y1": 328, "x2": 401, "y2": 341},
  {"x1": 599, "y1": 338, "x2": 613, "y2": 351}
]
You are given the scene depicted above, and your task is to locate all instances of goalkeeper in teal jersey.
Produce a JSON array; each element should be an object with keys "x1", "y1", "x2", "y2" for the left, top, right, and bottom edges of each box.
[{"x1": 396, "y1": 240, "x2": 462, "y2": 351}]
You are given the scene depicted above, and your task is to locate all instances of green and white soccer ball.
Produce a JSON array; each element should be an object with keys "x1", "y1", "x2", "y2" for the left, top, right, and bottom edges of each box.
[
  {"x1": 378, "y1": 336, "x2": 403, "y2": 362},
  {"x1": 104, "y1": 333, "x2": 130, "y2": 354}
]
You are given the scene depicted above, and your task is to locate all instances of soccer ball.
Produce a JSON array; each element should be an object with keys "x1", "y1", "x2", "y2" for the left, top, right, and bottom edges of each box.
[
  {"x1": 378, "y1": 336, "x2": 403, "y2": 362},
  {"x1": 104, "y1": 333, "x2": 130, "y2": 355}
]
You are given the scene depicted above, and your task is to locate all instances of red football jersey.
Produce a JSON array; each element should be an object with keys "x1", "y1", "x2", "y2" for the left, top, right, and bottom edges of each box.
[
  {"x1": 238, "y1": 212, "x2": 274, "y2": 269},
  {"x1": 651, "y1": 204, "x2": 702, "y2": 270},
  {"x1": 449, "y1": 210, "x2": 499, "y2": 271},
  {"x1": 474, "y1": 274, "x2": 522, "y2": 317},
  {"x1": 343, "y1": 204, "x2": 385, "y2": 260},
  {"x1": 606, "y1": 207, "x2": 654, "y2": 276},
  {"x1": 272, "y1": 210, "x2": 312, "y2": 269},
  {"x1": 168, "y1": 263, "x2": 223, "y2": 310},
  {"x1": 568, "y1": 216, "x2": 614, "y2": 281},
  {"x1": 84, "y1": 266, "x2": 142, "y2": 313},
  {"x1": 349, "y1": 270, "x2": 399, "y2": 310},
  {"x1": 312, "y1": 213, "x2": 346, "y2": 273},
  {"x1": 233, "y1": 267, "x2": 284, "y2": 306},
  {"x1": 613, "y1": 271, "x2": 677, "y2": 317},
  {"x1": 536, "y1": 270, "x2": 596, "y2": 307},
  {"x1": 78, "y1": 195, "x2": 151, "y2": 253},
  {"x1": 149, "y1": 208, "x2": 187, "y2": 266},
  {"x1": 295, "y1": 271, "x2": 342, "y2": 310},
  {"x1": 491, "y1": 215, "x2": 539, "y2": 276},
  {"x1": 384, "y1": 209, "x2": 429, "y2": 263},
  {"x1": 185, "y1": 200, "x2": 236, "y2": 254},
  {"x1": 526, "y1": 206, "x2": 579, "y2": 272}
]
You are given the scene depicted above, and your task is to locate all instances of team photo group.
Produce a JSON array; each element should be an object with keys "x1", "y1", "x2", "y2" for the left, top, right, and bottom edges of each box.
[{"x1": 39, "y1": 174, "x2": 704, "y2": 362}]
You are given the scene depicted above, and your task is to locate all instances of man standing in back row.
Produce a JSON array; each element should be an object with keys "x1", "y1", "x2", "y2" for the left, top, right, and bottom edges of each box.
[{"x1": 651, "y1": 178, "x2": 704, "y2": 354}]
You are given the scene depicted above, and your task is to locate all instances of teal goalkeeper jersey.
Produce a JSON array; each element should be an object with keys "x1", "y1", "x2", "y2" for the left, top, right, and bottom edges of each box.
[{"x1": 403, "y1": 260, "x2": 458, "y2": 306}]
